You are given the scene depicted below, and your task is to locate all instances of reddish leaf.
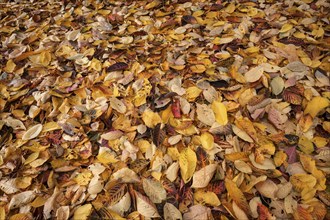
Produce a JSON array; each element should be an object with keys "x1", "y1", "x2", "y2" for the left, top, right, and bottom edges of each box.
[
  {"x1": 257, "y1": 203, "x2": 272, "y2": 220},
  {"x1": 207, "y1": 180, "x2": 225, "y2": 195},
  {"x1": 171, "y1": 98, "x2": 181, "y2": 118},
  {"x1": 152, "y1": 123, "x2": 165, "y2": 147},
  {"x1": 284, "y1": 146, "x2": 297, "y2": 164},
  {"x1": 283, "y1": 90, "x2": 302, "y2": 105},
  {"x1": 196, "y1": 147, "x2": 208, "y2": 168}
]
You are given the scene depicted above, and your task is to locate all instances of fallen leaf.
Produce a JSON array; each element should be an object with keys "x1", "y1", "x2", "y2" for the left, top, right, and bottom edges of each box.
[
  {"x1": 22, "y1": 124, "x2": 43, "y2": 140},
  {"x1": 225, "y1": 178, "x2": 251, "y2": 216},
  {"x1": 179, "y1": 147, "x2": 197, "y2": 183},
  {"x1": 191, "y1": 164, "x2": 217, "y2": 188}
]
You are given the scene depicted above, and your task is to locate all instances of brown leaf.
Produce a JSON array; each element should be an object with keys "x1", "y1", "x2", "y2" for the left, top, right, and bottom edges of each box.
[
  {"x1": 181, "y1": 15, "x2": 198, "y2": 25},
  {"x1": 107, "y1": 62, "x2": 129, "y2": 72}
]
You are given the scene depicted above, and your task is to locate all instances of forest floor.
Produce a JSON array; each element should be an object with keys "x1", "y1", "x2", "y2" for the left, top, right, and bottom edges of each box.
[{"x1": 0, "y1": 0, "x2": 329, "y2": 219}]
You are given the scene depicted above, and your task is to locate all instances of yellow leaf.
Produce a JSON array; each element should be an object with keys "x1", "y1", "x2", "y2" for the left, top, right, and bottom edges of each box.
[
  {"x1": 301, "y1": 187, "x2": 316, "y2": 201},
  {"x1": 42, "y1": 121, "x2": 60, "y2": 132},
  {"x1": 15, "y1": 177, "x2": 32, "y2": 189},
  {"x1": 312, "y1": 136, "x2": 328, "y2": 148},
  {"x1": 30, "y1": 196, "x2": 47, "y2": 208},
  {"x1": 97, "y1": 148, "x2": 119, "y2": 164},
  {"x1": 39, "y1": 51, "x2": 52, "y2": 66},
  {"x1": 258, "y1": 138, "x2": 275, "y2": 155},
  {"x1": 279, "y1": 23, "x2": 293, "y2": 33},
  {"x1": 73, "y1": 204, "x2": 93, "y2": 220},
  {"x1": 90, "y1": 58, "x2": 102, "y2": 71},
  {"x1": 225, "y1": 3, "x2": 236, "y2": 13},
  {"x1": 74, "y1": 171, "x2": 92, "y2": 186},
  {"x1": 211, "y1": 100, "x2": 228, "y2": 125},
  {"x1": 304, "y1": 96, "x2": 329, "y2": 118},
  {"x1": 274, "y1": 150, "x2": 287, "y2": 167},
  {"x1": 194, "y1": 190, "x2": 221, "y2": 206},
  {"x1": 4, "y1": 59, "x2": 16, "y2": 73},
  {"x1": 190, "y1": 65, "x2": 206, "y2": 73},
  {"x1": 245, "y1": 46, "x2": 259, "y2": 54},
  {"x1": 290, "y1": 174, "x2": 317, "y2": 192},
  {"x1": 170, "y1": 65, "x2": 185, "y2": 70},
  {"x1": 167, "y1": 147, "x2": 180, "y2": 161},
  {"x1": 298, "y1": 136, "x2": 314, "y2": 154},
  {"x1": 0, "y1": 206, "x2": 5, "y2": 220},
  {"x1": 142, "y1": 109, "x2": 162, "y2": 128},
  {"x1": 145, "y1": 0, "x2": 160, "y2": 9},
  {"x1": 185, "y1": 86, "x2": 202, "y2": 102},
  {"x1": 225, "y1": 178, "x2": 250, "y2": 215},
  {"x1": 200, "y1": 132, "x2": 214, "y2": 150},
  {"x1": 24, "y1": 152, "x2": 39, "y2": 165},
  {"x1": 179, "y1": 147, "x2": 197, "y2": 183}
]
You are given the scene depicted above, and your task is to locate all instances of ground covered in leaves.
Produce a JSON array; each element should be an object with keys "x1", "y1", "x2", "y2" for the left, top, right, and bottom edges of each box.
[{"x1": 0, "y1": 0, "x2": 330, "y2": 219}]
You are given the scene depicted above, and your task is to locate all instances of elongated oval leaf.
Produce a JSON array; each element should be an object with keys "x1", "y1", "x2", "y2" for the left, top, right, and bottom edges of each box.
[{"x1": 22, "y1": 124, "x2": 42, "y2": 140}]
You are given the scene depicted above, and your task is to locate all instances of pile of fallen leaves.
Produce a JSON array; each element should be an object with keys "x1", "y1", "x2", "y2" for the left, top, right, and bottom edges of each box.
[{"x1": 0, "y1": 0, "x2": 329, "y2": 219}]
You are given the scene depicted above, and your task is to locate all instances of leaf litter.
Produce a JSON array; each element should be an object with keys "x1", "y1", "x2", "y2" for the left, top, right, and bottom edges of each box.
[{"x1": 0, "y1": 0, "x2": 329, "y2": 219}]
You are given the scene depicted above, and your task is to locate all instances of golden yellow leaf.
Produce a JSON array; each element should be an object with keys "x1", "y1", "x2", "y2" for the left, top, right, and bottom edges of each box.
[
  {"x1": 30, "y1": 196, "x2": 47, "y2": 208},
  {"x1": 179, "y1": 147, "x2": 197, "y2": 183},
  {"x1": 301, "y1": 187, "x2": 316, "y2": 201},
  {"x1": 167, "y1": 147, "x2": 180, "y2": 161},
  {"x1": 194, "y1": 190, "x2": 221, "y2": 206},
  {"x1": 9, "y1": 213, "x2": 32, "y2": 220},
  {"x1": 290, "y1": 174, "x2": 317, "y2": 192},
  {"x1": 15, "y1": 177, "x2": 32, "y2": 189},
  {"x1": 145, "y1": 0, "x2": 160, "y2": 9},
  {"x1": 74, "y1": 171, "x2": 92, "y2": 186},
  {"x1": 298, "y1": 136, "x2": 314, "y2": 154},
  {"x1": 0, "y1": 206, "x2": 5, "y2": 220},
  {"x1": 304, "y1": 96, "x2": 329, "y2": 118},
  {"x1": 200, "y1": 132, "x2": 214, "y2": 150},
  {"x1": 39, "y1": 51, "x2": 52, "y2": 66},
  {"x1": 211, "y1": 100, "x2": 228, "y2": 125},
  {"x1": 142, "y1": 109, "x2": 162, "y2": 128},
  {"x1": 279, "y1": 23, "x2": 293, "y2": 33},
  {"x1": 4, "y1": 59, "x2": 16, "y2": 73},
  {"x1": 225, "y1": 178, "x2": 250, "y2": 215},
  {"x1": 185, "y1": 86, "x2": 202, "y2": 102},
  {"x1": 190, "y1": 65, "x2": 206, "y2": 73},
  {"x1": 274, "y1": 150, "x2": 287, "y2": 167},
  {"x1": 258, "y1": 138, "x2": 275, "y2": 155},
  {"x1": 73, "y1": 204, "x2": 93, "y2": 220},
  {"x1": 24, "y1": 152, "x2": 39, "y2": 165},
  {"x1": 312, "y1": 136, "x2": 328, "y2": 148},
  {"x1": 97, "y1": 148, "x2": 119, "y2": 164},
  {"x1": 225, "y1": 3, "x2": 236, "y2": 13}
]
